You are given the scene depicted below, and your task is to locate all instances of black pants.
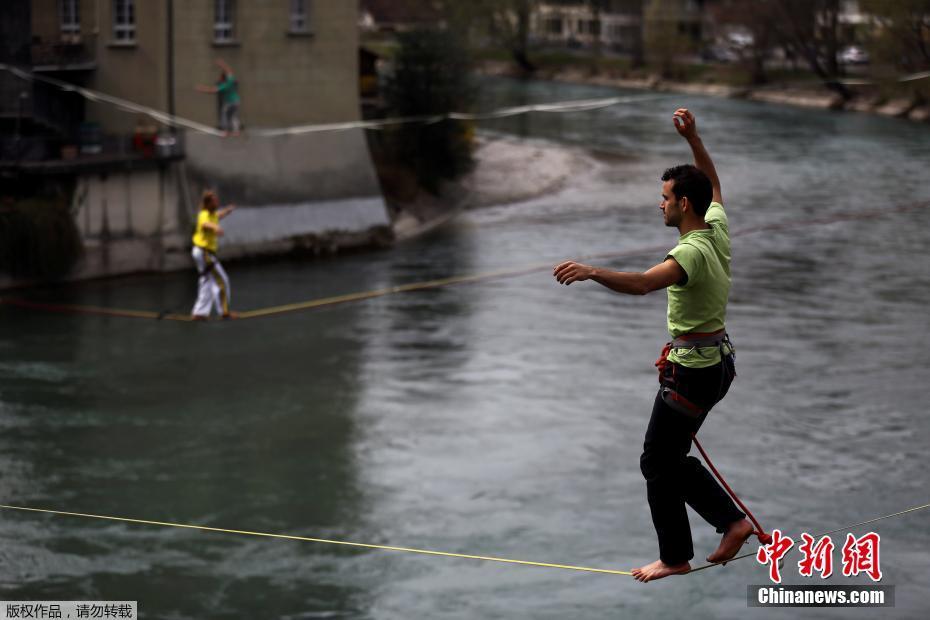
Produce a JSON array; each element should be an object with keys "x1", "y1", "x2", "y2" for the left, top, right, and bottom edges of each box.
[{"x1": 640, "y1": 356, "x2": 745, "y2": 565}]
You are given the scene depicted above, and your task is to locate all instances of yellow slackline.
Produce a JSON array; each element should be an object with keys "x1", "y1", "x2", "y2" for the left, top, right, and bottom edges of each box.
[
  {"x1": 1, "y1": 201, "x2": 927, "y2": 322},
  {"x1": 0, "y1": 298, "x2": 192, "y2": 322},
  {"x1": 0, "y1": 504, "x2": 632, "y2": 576},
  {"x1": 0, "y1": 262, "x2": 566, "y2": 320},
  {"x1": 215, "y1": 200, "x2": 930, "y2": 320},
  {"x1": 2, "y1": 502, "x2": 928, "y2": 578},
  {"x1": 238, "y1": 261, "x2": 558, "y2": 319}
]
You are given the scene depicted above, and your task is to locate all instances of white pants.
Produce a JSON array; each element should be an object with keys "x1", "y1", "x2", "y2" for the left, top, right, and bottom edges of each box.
[
  {"x1": 191, "y1": 246, "x2": 231, "y2": 317},
  {"x1": 220, "y1": 102, "x2": 241, "y2": 133}
]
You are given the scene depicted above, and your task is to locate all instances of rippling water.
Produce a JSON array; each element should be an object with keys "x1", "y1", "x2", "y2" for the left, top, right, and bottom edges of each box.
[{"x1": 2, "y1": 77, "x2": 929, "y2": 618}]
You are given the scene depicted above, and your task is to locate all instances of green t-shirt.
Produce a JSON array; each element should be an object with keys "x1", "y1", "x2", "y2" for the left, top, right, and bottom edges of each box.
[
  {"x1": 217, "y1": 76, "x2": 240, "y2": 105},
  {"x1": 665, "y1": 201, "x2": 733, "y2": 368}
]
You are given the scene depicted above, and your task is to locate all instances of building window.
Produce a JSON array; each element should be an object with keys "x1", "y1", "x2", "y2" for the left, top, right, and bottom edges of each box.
[
  {"x1": 112, "y1": 0, "x2": 135, "y2": 42},
  {"x1": 290, "y1": 0, "x2": 310, "y2": 33},
  {"x1": 60, "y1": 0, "x2": 81, "y2": 36},
  {"x1": 545, "y1": 17, "x2": 562, "y2": 35},
  {"x1": 215, "y1": 0, "x2": 236, "y2": 42}
]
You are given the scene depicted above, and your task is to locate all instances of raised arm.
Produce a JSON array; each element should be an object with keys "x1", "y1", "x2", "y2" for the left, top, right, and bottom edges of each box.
[
  {"x1": 215, "y1": 58, "x2": 234, "y2": 76},
  {"x1": 673, "y1": 108, "x2": 722, "y2": 205}
]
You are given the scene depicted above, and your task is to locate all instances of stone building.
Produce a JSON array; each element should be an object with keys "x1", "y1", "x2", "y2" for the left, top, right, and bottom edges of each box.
[{"x1": 2, "y1": 0, "x2": 388, "y2": 286}]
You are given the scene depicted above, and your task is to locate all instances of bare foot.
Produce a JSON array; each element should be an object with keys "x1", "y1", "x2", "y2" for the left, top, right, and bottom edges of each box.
[
  {"x1": 631, "y1": 559, "x2": 691, "y2": 583},
  {"x1": 222, "y1": 311, "x2": 239, "y2": 320},
  {"x1": 707, "y1": 518, "x2": 754, "y2": 564},
  {"x1": 191, "y1": 315, "x2": 208, "y2": 322}
]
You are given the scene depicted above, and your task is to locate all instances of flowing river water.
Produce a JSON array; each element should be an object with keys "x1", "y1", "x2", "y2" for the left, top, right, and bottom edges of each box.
[{"x1": 2, "y1": 77, "x2": 929, "y2": 618}]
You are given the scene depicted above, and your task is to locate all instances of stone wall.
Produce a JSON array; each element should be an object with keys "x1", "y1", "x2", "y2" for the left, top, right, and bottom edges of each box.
[
  {"x1": 70, "y1": 163, "x2": 190, "y2": 279},
  {"x1": 183, "y1": 128, "x2": 390, "y2": 256}
]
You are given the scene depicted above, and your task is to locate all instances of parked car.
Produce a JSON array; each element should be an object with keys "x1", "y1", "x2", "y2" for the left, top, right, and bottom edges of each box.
[
  {"x1": 702, "y1": 45, "x2": 740, "y2": 63},
  {"x1": 726, "y1": 31, "x2": 754, "y2": 50},
  {"x1": 839, "y1": 45, "x2": 870, "y2": 65}
]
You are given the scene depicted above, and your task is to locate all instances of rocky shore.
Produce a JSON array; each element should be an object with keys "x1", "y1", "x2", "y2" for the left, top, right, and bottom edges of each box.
[
  {"x1": 462, "y1": 135, "x2": 598, "y2": 208},
  {"x1": 388, "y1": 133, "x2": 601, "y2": 243}
]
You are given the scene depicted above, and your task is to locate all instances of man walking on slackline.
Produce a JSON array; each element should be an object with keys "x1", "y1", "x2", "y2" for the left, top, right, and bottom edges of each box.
[{"x1": 553, "y1": 108, "x2": 753, "y2": 582}]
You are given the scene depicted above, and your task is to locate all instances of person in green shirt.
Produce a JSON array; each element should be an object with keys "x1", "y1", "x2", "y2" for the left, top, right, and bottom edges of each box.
[
  {"x1": 196, "y1": 58, "x2": 241, "y2": 136},
  {"x1": 553, "y1": 108, "x2": 753, "y2": 582}
]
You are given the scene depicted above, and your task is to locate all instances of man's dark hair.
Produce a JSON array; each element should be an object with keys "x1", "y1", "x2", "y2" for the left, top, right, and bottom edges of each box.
[{"x1": 661, "y1": 164, "x2": 712, "y2": 216}]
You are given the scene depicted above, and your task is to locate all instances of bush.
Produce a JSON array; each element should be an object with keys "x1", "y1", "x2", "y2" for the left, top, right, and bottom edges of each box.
[
  {"x1": 382, "y1": 29, "x2": 476, "y2": 194},
  {"x1": 0, "y1": 194, "x2": 82, "y2": 279}
]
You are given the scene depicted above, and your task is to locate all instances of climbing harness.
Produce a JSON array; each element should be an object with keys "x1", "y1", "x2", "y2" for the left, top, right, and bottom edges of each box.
[
  {"x1": 196, "y1": 251, "x2": 217, "y2": 277},
  {"x1": 654, "y1": 329, "x2": 733, "y2": 419}
]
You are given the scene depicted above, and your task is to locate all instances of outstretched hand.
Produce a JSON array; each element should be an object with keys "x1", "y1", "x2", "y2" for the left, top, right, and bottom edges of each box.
[
  {"x1": 553, "y1": 260, "x2": 594, "y2": 285},
  {"x1": 673, "y1": 108, "x2": 698, "y2": 140}
]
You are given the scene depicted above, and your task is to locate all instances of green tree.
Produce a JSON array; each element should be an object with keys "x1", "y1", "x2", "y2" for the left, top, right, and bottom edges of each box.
[
  {"x1": 644, "y1": 0, "x2": 698, "y2": 78},
  {"x1": 437, "y1": 0, "x2": 540, "y2": 74},
  {"x1": 770, "y1": 0, "x2": 854, "y2": 99},
  {"x1": 860, "y1": 0, "x2": 930, "y2": 72},
  {"x1": 0, "y1": 195, "x2": 82, "y2": 280},
  {"x1": 383, "y1": 29, "x2": 476, "y2": 194},
  {"x1": 614, "y1": 0, "x2": 646, "y2": 68}
]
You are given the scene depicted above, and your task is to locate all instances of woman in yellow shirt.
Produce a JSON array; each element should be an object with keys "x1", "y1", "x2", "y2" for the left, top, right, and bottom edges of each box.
[{"x1": 191, "y1": 190, "x2": 236, "y2": 320}]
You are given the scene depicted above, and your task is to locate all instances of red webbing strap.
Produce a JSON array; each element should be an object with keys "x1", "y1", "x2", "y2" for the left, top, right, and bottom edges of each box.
[
  {"x1": 691, "y1": 433, "x2": 773, "y2": 545},
  {"x1": 654, "y1": 342, "x2": 672, "y2": 381},
  {"x1": 667, "y1": 390, "x2": 704, "y2": 415}
]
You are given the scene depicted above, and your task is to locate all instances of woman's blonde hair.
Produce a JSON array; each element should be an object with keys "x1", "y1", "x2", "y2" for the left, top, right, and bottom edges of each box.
[{"x1": 200, "y1": 190, "x2": 218, "y2": 210}]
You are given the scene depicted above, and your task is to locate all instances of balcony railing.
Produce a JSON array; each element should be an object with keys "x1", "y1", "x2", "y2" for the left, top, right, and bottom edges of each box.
[
  {"x1": 31, "y1": 33, "x2": 98, "y2": 71},
  {"x1": 0, "y1": 128, "x2": 185, "y2": 172}
]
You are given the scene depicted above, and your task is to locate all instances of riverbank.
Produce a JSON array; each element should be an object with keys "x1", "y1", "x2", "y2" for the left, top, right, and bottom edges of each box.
[
  {"x1": 387, "y1": 133, "x2": 601, "y2": 242},
  {"x1": 477, "y1": 61, "x2": 930, "y2": 123},
  {"x1": 462, "y1": 134, "x2": 599, "y2": 208}
]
